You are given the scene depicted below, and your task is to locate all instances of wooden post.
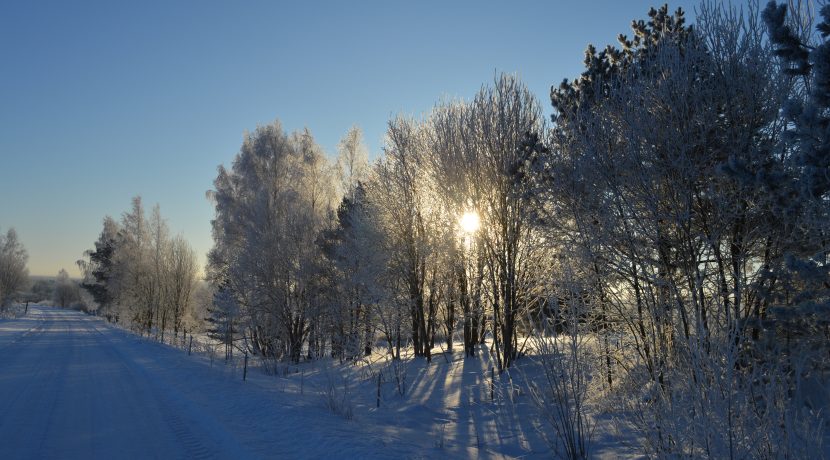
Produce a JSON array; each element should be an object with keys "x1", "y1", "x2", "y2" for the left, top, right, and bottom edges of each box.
[
  {"x1": 243, "y1": 351, "x2": 249, "y2": 381},
  {"x1": 377, "y1": 372, "x2": 382, "y2": 408},
  {"x1": 188, "y1": 335, "x2": 193, "y2": 356}
]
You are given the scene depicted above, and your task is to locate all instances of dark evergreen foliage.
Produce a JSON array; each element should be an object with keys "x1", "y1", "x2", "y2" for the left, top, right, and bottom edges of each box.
[
  {"x1": 551, "y1": 4, "x2": 693, "y2": 124},
  {"x1": 80, "y1": 224, "x2": 118, "y2": 319}
]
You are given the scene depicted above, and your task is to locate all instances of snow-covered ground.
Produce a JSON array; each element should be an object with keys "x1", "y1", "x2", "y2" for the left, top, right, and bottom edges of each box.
[
  {"x1": 0, "y1": 305, "x2": 659, "y2": 458},
  {"x1": 0, "y1": 305, "x2": 436, "y2": 459}
]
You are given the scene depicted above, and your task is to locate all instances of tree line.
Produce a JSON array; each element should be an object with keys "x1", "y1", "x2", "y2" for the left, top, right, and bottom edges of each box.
[
  {"x1": 79, "y1": 197, "x2": 201, "y2": 342},
  {"x1": 74, "y1": 1, "x2": 829, "y2": 457}
]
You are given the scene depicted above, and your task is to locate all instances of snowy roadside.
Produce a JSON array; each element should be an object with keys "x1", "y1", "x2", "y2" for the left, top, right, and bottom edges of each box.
[
  {"x1": 0, "y1": 303, "x2": 44, "y2": 350},
  {"x1": 89, "y1": 311, "x2": 462, "y2": 459},
  {"x1": 100, "y1": 315, "x2": 543, "y2": 458},
  {"x1": 0, "y1": 306, "x2": 437, "y2": 459},
  {"x1": 67, "y1": 307, "x2": 661, "y2": 459}
]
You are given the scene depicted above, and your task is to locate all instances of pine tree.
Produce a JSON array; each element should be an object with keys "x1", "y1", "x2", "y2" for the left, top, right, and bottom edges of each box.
[
  {"x1": 760, "y1": 1, "x2": 830, "y2": 341},
  {"x1": 551, "y1": 4, "x2": 693, "y2": 125},
  {"x1": 79, "y1": 217, "x2": 120, "y2": 320}
]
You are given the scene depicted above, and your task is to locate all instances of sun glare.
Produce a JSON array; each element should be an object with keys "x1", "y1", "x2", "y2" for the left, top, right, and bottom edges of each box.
[{"x1": 460, "y1": 211, "x2": 480, "y2": 234}]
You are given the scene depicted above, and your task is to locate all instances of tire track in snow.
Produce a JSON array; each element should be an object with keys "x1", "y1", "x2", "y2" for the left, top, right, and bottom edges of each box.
[
  {"x1": 34, "y1": 312, "x2": 75, "y2": 456},
  {"x1": 0, "y1": 308, "x2": 73, "y2": 458},
  {"x1": 0, "y1": 306, "x2": 49, "y2": 354},
  {"x1": 85, "y1": 318, "x2": 251, "y2": 460},
  {"x1": 0, "y1": 309, "x2": 56, "y2": 425}
]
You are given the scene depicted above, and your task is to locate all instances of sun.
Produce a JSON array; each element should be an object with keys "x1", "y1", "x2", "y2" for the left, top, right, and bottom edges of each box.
[{"x1": 459, "y1": 211, "x2": 480, "y2": 234}]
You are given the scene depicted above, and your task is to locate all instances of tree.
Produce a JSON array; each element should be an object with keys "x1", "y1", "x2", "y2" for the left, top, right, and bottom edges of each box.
[
  {"x1": 373, "y1": 116, "x2": 439, "y2": 360},
  {"x1": 428, "y1": 101, "x2": 483, "y2": 357},
  {"x1": 336, "y1": 125, "x2": 370, "y2": 200},
  {"x1": 79, "y1": 197, "x2": 201, "y2": 339},
  {"x1": 321, "y1": 183, "x2": 389, "y2": 361},
  {"x1": 207, "y1": 285, "x2": 241, "y2": 361},
  {"x1": 165, "y1": 235, "x2": 198, "y2": 339},
  {"x1": 525, "y1": 2, "x2": 825, "y2": 456},
  {"x1": 30, "y1": 278, "x2": 53, "y2": 303},
  {"x1": 760, "y1": 1, "x2": 830, "y2": 325},
  {"x1": 468, "y1": 74, "x2": 545, "y2": 370},
  {"x1": 53, "y1": 268, "x2": 80, "y2": 309},
  {"x1": 369, "y1": 74, "x2": 544, "y2": 369},
  {"x1": 147, "y1": 204, "x2": 171, "y2": 340},
  {"x1": 78, "y1": 216, "x2": 120, "y2": 319},
  {"x1": 115, "y1": 196, "x2": 154, "y2": 331},
  {"x1": 0, "y1": 227, "x2": 29, "y2": 309},
  {"x1": 208, "y1": 121, "x2": 339, "y2": 364}
]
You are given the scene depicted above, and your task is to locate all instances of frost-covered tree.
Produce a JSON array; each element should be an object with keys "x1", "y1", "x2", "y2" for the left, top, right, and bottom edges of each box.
[
  {"x1": 165, "y1": 235, "x2": 198, "y2": 340},
  {"x1": 30, "y1": 279, "x2": 53, "y2": 303},
  {"x1": 550, "y1": 4, "x2": 693, "y2": 126},
  {"x1": 526, "y1": 2, "x2": 825, "y2": 457},
  {"x1": 208, "y1": 121, "x2": 339, "y2": 364},
  {"x1": 112, "y1": 197, "x2": 153, "y2": 330},
  {"x1": 369, "y1": 75, "x2": 544, "y2": 369},
  {"x1": 0, "y1": 227, "x2": 29, "y2": 308},
  {"x1": 760, "y1": 1, "x2": 830, "y2": 332},
  {"x1": 336, "y1": 125, "x2": 370, "y2": 201},
  {"x1": 79, "y1": 198, "x2": 200, "y2": 338},
  {"x1": 147, "y1": 204, "x2": 170, "y2": 339},
  {"x1": 372, "y1": 116, "x2": 442, "y2": 360},
  {"x1": 53, "y1": 268, "x2": 80, "y2": 309},
  {"x1": 467, "y1": 75, "x2": 545, "y2": 370},
  {"x1": 207, "y1": 285, "x2": 241, "y2": 361},
  {"x1": 321, "y1": 183, "x2": 389, "y2": 361},
  {"x1": 427, "y1": 101, "x2": 484, "y2": 357},
  {"x1": 78, "y1": 216, "x2": 120, "y2": 320}
]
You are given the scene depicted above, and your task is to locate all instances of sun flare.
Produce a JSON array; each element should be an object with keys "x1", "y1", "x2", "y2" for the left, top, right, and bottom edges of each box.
[{"x1": 459, "y1": 211, "x2": 480, "y2": 234}]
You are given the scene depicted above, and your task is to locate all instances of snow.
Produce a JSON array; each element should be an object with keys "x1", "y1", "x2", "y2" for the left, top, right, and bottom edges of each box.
[
  {"x1": 0, "y1": 305, "x2": 653, "y2": 459},
  {"x1": 0, "y1": 306, "x2": 424, "y2": 459}
]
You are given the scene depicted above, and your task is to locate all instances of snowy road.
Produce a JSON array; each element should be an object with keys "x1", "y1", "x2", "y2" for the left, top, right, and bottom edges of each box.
[{"x1": 0, "y1": 306, "x2": 408, "y2": 459}]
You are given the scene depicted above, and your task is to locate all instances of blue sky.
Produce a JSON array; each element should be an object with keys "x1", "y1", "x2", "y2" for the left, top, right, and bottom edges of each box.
[{"x1": 0, "y1": 0, "x2": 700, "y2": 277}]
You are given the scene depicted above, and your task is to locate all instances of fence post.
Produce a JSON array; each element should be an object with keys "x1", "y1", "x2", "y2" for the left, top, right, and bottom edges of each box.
[
  {"x1": 188, "y1": 335, "x2": 193, "y2": 356},
  {"x1": 243, "y1": 351, "x2": 249, "y2": 381}
]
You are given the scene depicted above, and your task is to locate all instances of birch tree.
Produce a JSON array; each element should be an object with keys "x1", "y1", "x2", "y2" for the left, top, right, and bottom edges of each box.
[
  {"x1": 372, "y1": 116, "x2": 435, "y2": 360},
  {"x1": 208, "y1": 121, "x2": 338, "y2": 364},
  {"x1": 337, "y1": 125, "x2": 370, "y2": 200},
  {"x1": 468, "y1": 75, "x2": 544, "y2": 370}
]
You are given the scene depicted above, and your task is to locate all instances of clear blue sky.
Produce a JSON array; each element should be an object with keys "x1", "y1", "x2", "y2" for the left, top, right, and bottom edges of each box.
[{"x1": 0, "y1": 0, "x2": 700, "y2": 277}]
